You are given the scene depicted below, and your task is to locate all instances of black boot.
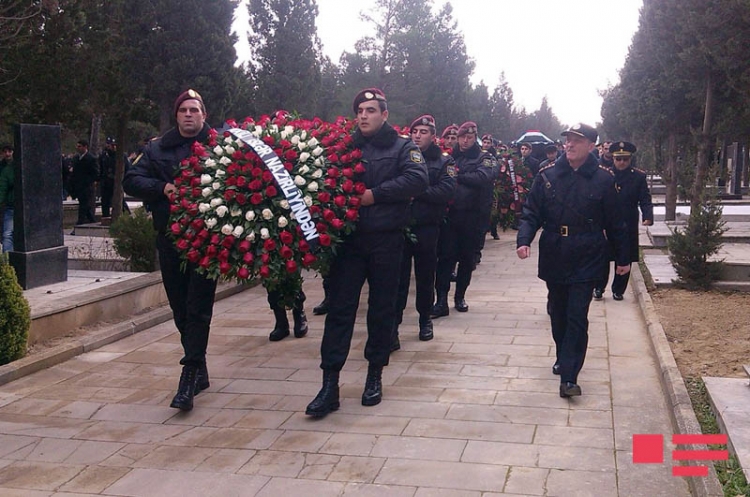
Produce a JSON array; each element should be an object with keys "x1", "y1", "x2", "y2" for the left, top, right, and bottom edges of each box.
[
  {"x1": 170, "y1": 364, "x2": 198, "y2": 411},
  {"x1": 312, "y1": 298, "x2": 328, "y2": 315},
  {"x1": 362, "y1": 364, "x2": 383, "y2": 406},
  {"x1": 430, "y1": 293, "x2": 449, "y2": 319},
  {"x1": 293, "y1": 307, "x2": 308, "y2": 338},
  {"x1": 306, "y1": 370, "x2": 340, "y2": 417},
  {"x1": 419, "y1": 317, "x2": 434, "y2": 341},
  {"x1": 454, "y1": 297, "x2": 469, "y2": 312},
  {"x1": 269, "y1": 307, "x2": 290, "y2": 341},
  {"x1": 195, "y1": 362, "x2": 210, "y2": 395}
]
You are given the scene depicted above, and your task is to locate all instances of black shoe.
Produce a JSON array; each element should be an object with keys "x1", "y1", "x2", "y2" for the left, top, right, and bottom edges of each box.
[
  {"x1": 419, "y1": 319, "x2": 434, "y2": 341},
  {"x1": 170, "y1": 365, "x2": 198, "y2": 411},
  {"x1": 312, "y1": 299, "x2": 329, "y2": 315},
  {"x1": 390, "y1": 336, "x2": 401, "y2": 352},
  {"x1": 293, "y1": 308, "x2": 308, "y2": 338},
  {"x1": 362, "y1": 364, "x2": 383, "y2": 406},
  {"x1": 430, "y1": 296, "x2": 449, "y2": 319},
  {"x1": 552, "y1": 363, "x2": 560, "y2": 376},
  {"x1": 559, "y1": 382, "x2": 582, "y2": 398},
  {"x1": 269, "y1": 307, "x2": 290, "y2": 341},
  {"x1": 195, "y1": 363, "x2": 210, "y2": 395},
  {"x1": 306, "y1": 370, "x2": 340, "y2": 418},
  {"x1": 455, "y1": 298, "x2": 469, "y2": 312},
  {"x1": 613, "y1": 293, "x2": 624, "y2": 301},
  {"x1": 492, "y1": 234, "x2": 499, "y2": 240},
  {"x1": 593, "y1": 289, "x2": 603, "y2": 300}
]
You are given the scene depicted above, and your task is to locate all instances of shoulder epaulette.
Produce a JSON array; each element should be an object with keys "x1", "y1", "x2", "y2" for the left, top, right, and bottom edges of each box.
[
  {"x1": 598, "y1": 165, "x2": 615, "y2": 176},
  {"x1": 632, "y1": 167, "x2": 646, "y2": 174},
  {"x1": 442, "y1": 152, "x2": 449, "y2": 156},
  {"x1": 540, "y1": 163, "x2": 555, "y2": 173},
  {"x1": 399, "y1": 134, "x2": 410, "y2": 139}
]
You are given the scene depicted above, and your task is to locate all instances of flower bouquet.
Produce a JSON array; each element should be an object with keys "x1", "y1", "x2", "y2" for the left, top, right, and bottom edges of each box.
[
  {"x1": 493, "y1": 151, "x2": 534, "y2": 231},
  {"x1": 167, "y1": 111, "x2": 367, "y2": 308}
]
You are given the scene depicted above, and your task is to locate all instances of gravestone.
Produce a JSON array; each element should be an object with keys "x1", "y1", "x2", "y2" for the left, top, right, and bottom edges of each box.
[
  {"x1": 724, "y1": 142, "x2": 744, "y2": 197},
  {"x1": 8, "y1": 124, "x2": 68, "y2": 289}
]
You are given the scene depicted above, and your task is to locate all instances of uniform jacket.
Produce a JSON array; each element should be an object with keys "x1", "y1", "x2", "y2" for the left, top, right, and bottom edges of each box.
[
  {"x1": 450, "y1": 143, "x2": 496, "y2": 212},
  {"x1": 70, "y1": 151, "x2": 98, "y2": 198},
  {"x1": 353, "y1": 123, "x2": 429, "y2": 233},
  {"x1": 523, "y1": 155, "x2": 541, "y2": 177},
  {"x1": 99, "y1": 149, "x2": 117, "y2": 185},
  {"x1": 410, "y1": 142, "x2": 456, "y2": 226},
  {"x1": 0, "y1": 159, "x2": 13, "y2": 208},
  {"x1": 613, "y1": 165, "x2": 653, "y2": 263},
  {"x1": 517, "y1": 153, "x2": 629, "y2": 284},
  {"x1": 123, "y1": 124, "x2": 210, "y2": 232}
]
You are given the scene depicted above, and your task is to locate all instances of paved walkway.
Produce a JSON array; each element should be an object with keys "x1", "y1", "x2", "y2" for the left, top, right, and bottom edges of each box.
[{"x1": 0, "y1": 232, "x2": 690, "y2": 496}]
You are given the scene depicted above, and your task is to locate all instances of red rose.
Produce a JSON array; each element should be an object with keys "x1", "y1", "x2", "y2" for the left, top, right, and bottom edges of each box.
[
  {"x1": 191, "y1": 239, "x2": 203, "y2": 249},
  {"x1": 331, "y1": 218, "x2": 345, "y2": 230},
  {"x1": 340, "y1": 153, "x2": 351, "y2": 164},
  {"x1": 285, "y1": 260, "x2": 298, "y2": 274},
  {"x1": 222, "y1": 235, "x2": 235, "y2": 249},
  {"x1": 170, "y1": 205, "x2": 180, "y2": 214},
  {"x1": 248, "y1": 180, "x2": 261, "y2": 191},
  {"x1": 219, "y1": 261, "x2": 232, "y2": 274},
  {"x1": 252, "y1": 168, "x2": 262, "y2": 178},
  {"x1": 345, "y1": 209, "x2": 358, "y2": 221},
  {"x1": 266, "y1": 185, "x2": 277, "y2": 197},
  {"x1": 280, "y1": 231, "x2": 294, "y2": 245},
  {"x1": 187, "y1": 249, "x2": 200, "y2": 263},
  {"x1": 180, "y1": 217, "x2": 190, "y2": 226},
  {"x1": 309, "y1": 205, "x2": 321, "y2": 215},
  {"x1": 192, "y1": 187, "x2": 202, "y2": 198},
  {"x1": 261, "y1": 253, "x2": 271, "y2": 264},
  {"x1": 224, "y1": 190, "x2": 236, "y2": 202},
  {"x1": 262, "y1": 171, "x2": 273, "y2": 183},
  {"x1": 279, "y1": 139, "x2": 292, "y2": 149},
  {"x1": 176, "y1": 238, "x2": 189, "y2": 251},
  {"x1": 327, "y1": 168, "x2": 339, "y2": 178},
  {"x1": 319, "y1": 234, "x2": 331, "y2": 246},
  {"x1": 218, "y1": 249, "x2": 230, "y2": 263},
  {"x1": 206, "y1": 245, "x2": 218, "y2": 257},
  {"x1": 285, "y1": 149, "x2": 298, "y2": 161},
  {"x1": 355, "y1": 182, "x2": 367, "y2": 194},
  {"x1": 180, "y1": 188, "x2": 188, "y2": 198},
  {"x1": 302, "y1": 253, "x2": 317, "y2": 267},
  {"x1": 349, "y1": 196, "x2": 361, "y2": 207},
  {"x1": 184, "y1": 230, "x2": 195, "y2": 240},
  {"x1": 242, "y1": 252, "x2": 254, "y2": 264},
  {"x1": 262, "y1": 136, "x2": 275, "y2": 146},
  {"x1": 237, "y1": 267, "x2": 250, "y2": 279},
  {"x1": 323, "y1": 209, "x2": 336, "y2": 221},
  {"x1": 342, "y1": 168, "x2": 353, "y2": 178},
  {"x1": 280, "y1": 245, "x2": 294, "y2": 259},
  {"x1": 351, "y1": 149, "x2": 363, "y2": 160},
  {"x1": 299, "y1": 239, "x2": 310, "y2": 253},
  {"x1": 327, "y1": 153, "x2": 339, "y2": 163},
  {"x1": 317, "y1": 192, "x2": 331, "y2": 203},
  {"x1": 190, "y1": 219, "x2": 204, "y2": 231},
  {"x1": 170, "y1": 223, "x2": 182, "y2": 235},
  {"x1": 199, "y1": 256, "x2": 211, "y2": 268},
  {"x1": 342, "y1": 180, "x2": 354, "y2": 193},
  {"x1": 236, "y1": 193, "x2": 247, "y2": 205},
  {"x1": 334, "y1": 195, "x2": 346, "y2": 207},
  {"x1": 239, "y1": 240, "x2": 251, "y2": 253},
  {"x1": 259, "y1": 265, "x2": 270, "y2": 278},
  {"x1": 284, "y1": 162, "x2": 294, "y2": 171},
  {"x1": 316, "y1": 222, "x2": 328, "y2": 233},
  {"x1": 325, "y1": 178, "x2": 338, "y2": 189},
  {"x1": 198, "y1": 229, "x2": 209, "y2": 239},
  {"x1": 236, "y1": 176, "x2": 247, "y2": 188},
  {"x1": 264, "y1": 239, "x2": 276, "y2": 251},
  {"x1": 250, "y1": 193, "x2": 263, "y2": 205},
  {"x1": 226, "y1": 177, "x2": 237, "y2": 187},
  {"x1": 211, "y1": 234, "x2": 221, "y2": 245}
]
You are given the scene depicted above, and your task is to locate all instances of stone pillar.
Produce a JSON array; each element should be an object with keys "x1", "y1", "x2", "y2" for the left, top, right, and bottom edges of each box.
[{"x1": 8, "y1": 124, "x2": 68, "y2": 289}]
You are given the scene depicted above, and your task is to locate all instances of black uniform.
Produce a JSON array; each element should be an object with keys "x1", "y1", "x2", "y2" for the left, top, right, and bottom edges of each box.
[
  {"x1": 435, "y1": 143, "x2": 495, "y2": 305},
  {"x1": 123, "y1": 124, "x2": 218, "y2": 368},
  {"x1": 99, "y1": 148, "x2": 116, "y2": 218},
  {"x1": 523, "y1": 155, "x2": 541, "y2": 178},
  {"x1": 596, "y1": 165, "x2": 653, "y2": 296},
  {"x1": 394, "y1": 143, "x2": 456, "y2": 334},
  {"x1": 517, "y1": 153, "x2": 628, "y2": 385},
  {"x1": 321, "y1": 122, "x2": 428, "y2": 372},
  {"x1": 71, "y1": 151, "x2": 98, "y2": 224}
]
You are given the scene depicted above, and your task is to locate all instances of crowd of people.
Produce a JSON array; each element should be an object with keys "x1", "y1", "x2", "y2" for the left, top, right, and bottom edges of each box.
[{"x1": 118, "y1": 87, "x2": 653, "y2": 415}]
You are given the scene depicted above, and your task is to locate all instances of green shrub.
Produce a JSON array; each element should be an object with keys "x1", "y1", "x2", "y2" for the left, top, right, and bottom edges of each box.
[
  {"x1": 109, "y1": 207, "x2": 157, "y2": 272},
  {"x1": 0, "y1": 253, "x2": 30, "y2": 365},
  {"x1": 668, "y1": 195, "x2": 726, "y2": 290}
]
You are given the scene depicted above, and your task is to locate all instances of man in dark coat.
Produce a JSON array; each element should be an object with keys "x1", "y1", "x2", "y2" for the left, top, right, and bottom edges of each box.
[
  {"x1": 71, "y1": 140, "x2": 99, "y2": 226},
  {"x1": 516, "y1": 123, "x2": 629, "y2": 398},
  {"x1": 305, "y1": 88, "x2": 428, "y2": 418},
  {"x1": 594, "y1": 141, "x2": 653, "y2": 300}
]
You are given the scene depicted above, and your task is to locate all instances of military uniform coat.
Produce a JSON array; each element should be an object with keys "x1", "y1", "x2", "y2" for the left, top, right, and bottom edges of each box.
[{"x1": 613, "y1": 166, "x2": 653, "y2": 263}]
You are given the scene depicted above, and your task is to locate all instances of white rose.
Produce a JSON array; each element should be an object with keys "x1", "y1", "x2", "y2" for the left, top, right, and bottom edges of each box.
[
  {"x1": 224, "y1": 146, "x2": 236, "y2": 155},
  {"x1": 216, "y1": 169, "x2": 227, "y2": 177},
  {"x1": 212, "y1": 182, "x2": 221, "y2": 190},
  {"x1": 201, "y1": 188, "x2": 213, "y2": 198},
  {"x1": 284, "y1": 126, "x2": 294, "y2": 135},
  {"x1": 291, "y1": 135, "x2": 300, "y2": 145},
  {"x1": 224, "y1": 136, "x2": 234, "y2": 144},
  {"x1": 299, "y1": 154, "x2": 310, "y2": 165},
  {"x1": 270, "y1": 125, "x2": 278, "y2": 133},
  {"x1": 255, "y1": 125, "x2": 263, "y2": 135},
  {"x1": 204, "y1": 158, "x2": 217, "y2": 169},
  {"x1": 308, "y1": 137, "x2": 319, "y2": 147},
  {"x1": 230, "y1": 207, "x2": 242, "y2": 217},
  {"x1": 213, "y1": 145, "x2": 224, "y2": 155},
  {"x1": 300, "y1": 130, "x2": 307, "y2": 140},
  {"x1": 312, "y1": 146, "x2": 324, "y2": 157},
  {"x1": 262, "y1": 208, "x2": 273, "y2": 220},
  {"x1": 245, "y1": 210, "x2": 256, "y2": 221},
  {"x1": 246, "y1": 231, "x2": 256, "y2": 242},
  {"x1": 216, "y1": 205, "x2": 228, "y2": 218},
  {"x1": 307, "y1": 182, "x2": 319, "y2": 192},
  {"x1": 280, "y1": 130, "x2": 288, "y2": 140},
  {"x1": 311, "y1": 168, "x2": 323, "y2": 178},
  {"x1": 304, "y1": 196, "x2": 313, "y2": 206},
  {"x1": 206, "y1": 218, "x2": 218, "y2": 229},
  {"x1": 290, "y1": 211, "x2": 296, "y2": 220},
  {"x1": 200, "y1": 174, "x2": 212, "y2": 185},
  {"x1": 219, "y1": 157, "x2": 231, "y2": 166},
  {"x1": 221, "y1": 224, "x2": 234, "y2": 236},
  {"x1": 198, "y1": 203, "x2": 211, "y2": 213},
  {"x1": 210, "y1": 198, "x2": 223, "y2": 208},
  {"x1": 278, "y1": 216, "x2": 288, "y2": 228},
  {"x1": 294, "y1": 175, "x2": 306, "y2": 186},
  {"x1": 314, "y1": 158, "x2": 323, "y2": 167},
  {"x1": 297, "y1": 141, "x2": 308, "y2": 151},
  {"x1": 260, "y1": 228, "x2": 270, "y2": 239},
  {"x1": 233, "y1": 226, "x2": 244, "y2": 237},
  {"x1": 279, "y1": 200, "x2": 290, "y2": 210}
]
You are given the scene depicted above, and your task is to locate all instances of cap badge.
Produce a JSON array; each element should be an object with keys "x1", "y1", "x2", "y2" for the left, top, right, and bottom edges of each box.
[
  {"x1": 364, "y1": 92, "x2": 374, "y2": 99},
  {"x1": 188, "y1": 89, "x2": 199, "y2": 98},
  {"x1": 573, "y1": 124, "x2": 581, "y2": 130},
  {"x1": 619, "y1": 142, "x2": 625, "y2": 147}
]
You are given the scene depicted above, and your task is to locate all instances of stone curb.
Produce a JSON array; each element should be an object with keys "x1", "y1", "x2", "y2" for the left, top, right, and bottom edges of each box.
[
  {"x1": 0, "y1": 281, "x2": 251, "y2": 387},
  {"x1": 632, "y1": 264, "x2": 724, "y2": 497}
]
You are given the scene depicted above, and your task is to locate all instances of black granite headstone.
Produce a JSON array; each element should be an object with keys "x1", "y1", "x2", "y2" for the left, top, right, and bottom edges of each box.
[{"x1": 8, "y1": 124, "x2": 68, "y2": 289}]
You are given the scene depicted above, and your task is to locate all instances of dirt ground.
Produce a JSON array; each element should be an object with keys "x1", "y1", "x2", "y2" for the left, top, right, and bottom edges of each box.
[{"x1": 651, "y1": 288, "x2": 750, "y2": 379}]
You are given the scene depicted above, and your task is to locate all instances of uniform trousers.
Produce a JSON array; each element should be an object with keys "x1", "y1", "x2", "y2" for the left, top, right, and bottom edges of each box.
[
  {"x1": 76, "y1": 184, "x2": 96, "y2": 224},
  {"x1": 267, "y1": 289, "x2": 305, "y2": 310},
  {"x1": 435, "y1": 209, "x2": 480, "y2": 299},
  {"x1": 320, "y1": 231, "x2": 403, "y2": 372},
  {"x1": 546, "y1": 281, "x2": 596, "y2": 384},
  {"x1": 395, "y1": 224, "x2": 439, "y2": 326},
  {"x1": 156, "y1": 233, "x2": 217, "y2": 367},
  {"x1": 597, "y1": 262, "x2": 631, "y2": 296}
]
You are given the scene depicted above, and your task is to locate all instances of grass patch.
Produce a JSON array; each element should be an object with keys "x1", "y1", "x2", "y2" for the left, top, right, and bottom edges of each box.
[{"x1": 684, "y1": 376, "x2": 750, "y2": 496}]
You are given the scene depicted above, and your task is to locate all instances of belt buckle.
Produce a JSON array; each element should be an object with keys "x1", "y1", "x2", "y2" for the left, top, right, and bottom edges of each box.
[{"x1": 560, "y1": 225, "x2": 569, "y2": 237}]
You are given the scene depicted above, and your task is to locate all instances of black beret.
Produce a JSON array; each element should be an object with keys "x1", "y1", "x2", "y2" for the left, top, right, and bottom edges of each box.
[{"x1": 352, "y1": 88, "x2": 386, "y2": 114}]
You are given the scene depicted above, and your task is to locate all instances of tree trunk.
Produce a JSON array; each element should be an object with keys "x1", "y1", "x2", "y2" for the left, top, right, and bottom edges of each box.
[
  {"x1": 691, "y1": 70, "x2": 715, "y2": 214},
  {"x1": 89, "y1": 114, "x2": 102, "y2": 156},
  {"x1": 664, "y1": 132, "x2": 678, "y2": 221},
  {"x1": 159, "y1": 104, "x2": 171, "y2": 135},
  {"x1": 111, "y1": 115, "x2": 128, "y2": 222}
]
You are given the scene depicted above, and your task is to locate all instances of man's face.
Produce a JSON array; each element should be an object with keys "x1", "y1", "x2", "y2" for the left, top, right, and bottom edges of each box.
[
  {"x1": 546, "y1": 150, "x2": 557, "y2": 162},
  {"x1": 443, "y1": 134, "x2": 457, "y2": 149},
  {"x1": 602, "y1": 142, "x2": 612, "y2": 159},
  {"x1": 357, "y1": 101, "x2": 388, "y2": 137},
  {"x1": 520, "y1": 145, "x2": 532, "y2": 157},
  {"x1": 176, "y1": 98, "x2": 206, "y2": 137},
  {"x1": 458, "y1": 133, "x2": 476, "y2": 152},
  {"x1": 2, "y1": 149, "x2": 12, "y2": 160},
  {"x1": 482, "y1": 138, "x2": 492, "y2": 149},
  {"x1": 564, "y1": 134, "x2": 595, "y2": 164},
  {"x1": 75, "y1": 143, "x2": 87, "y2": 155},
  {"x1": 613, "y1": 155, "x2": 632, "y2": 171},
  {"x1": 410, "y1": 125, "x2": 434, "y2": 151}
]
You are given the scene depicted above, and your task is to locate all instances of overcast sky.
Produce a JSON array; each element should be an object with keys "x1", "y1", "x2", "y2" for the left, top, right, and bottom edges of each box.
[{"x1": 235, "y1": 0, "x2": 643, "y2": 126}]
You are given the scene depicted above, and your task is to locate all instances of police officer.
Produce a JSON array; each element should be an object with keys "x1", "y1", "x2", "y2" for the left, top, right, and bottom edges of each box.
[
  {"x1": 123, "y1": 89, "x2": 217, "y2": 411},
  {"x1": 432, "y1": 121, "x2": 496, "y2": 317},
  {"x1": 306, "y1": 88, "x2": 428, "y2": 418},
  {"x1": 516, "y1": 123, "x2": 629, "y2": 398},
  {"x1": 594, "y1": 141, "x2": 653, "y2": 300},
  {"x1": 392, "y1": 115, "x2": 456, "y2": 351}
]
